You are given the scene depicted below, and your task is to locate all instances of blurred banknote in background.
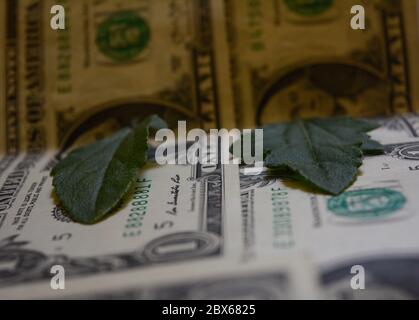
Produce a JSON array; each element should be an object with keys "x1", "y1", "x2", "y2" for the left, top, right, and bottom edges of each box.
[
  {"x1": 0, "y1": 0, "x2": 235, "y2": 156},
  {"x1": 223, "y1": 0, "x2": 419, "y2": 127}
]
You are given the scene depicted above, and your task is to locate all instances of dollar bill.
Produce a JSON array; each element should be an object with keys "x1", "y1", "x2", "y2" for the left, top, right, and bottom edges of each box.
[
  {"x1": 235, "y1": 153, "x2": 419, "y2": 300},
  {"x1": 321, "y1": 254, "x2": 419, "y2": 300},
  {"x1": 0, "y1": 0, "x2": 235, "y2": 154},
  {"x1": 72, "y1": 257, "x2": 319, "y2": 300},
  {"x1": 236, "y1": 121, "x2": 419, "y2": 269},
  {"x1": 239, "y1": 171, "x2": 419, "y2": 266},
  {"x1": 0, "y1": 151, "x2": 244, "y2": 293},
  {"x1": 89, "y1": 271, "x2": 297, "y2": 300},
  {"x1": 1, "y1": 255, "x2": 320, "y2": 299},
  {"x1": 223, "y1": 0, "x2": 419, "y2": 127}
]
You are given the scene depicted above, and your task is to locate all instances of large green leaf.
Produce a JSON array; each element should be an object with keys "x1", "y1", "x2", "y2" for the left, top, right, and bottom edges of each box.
[
  {"x1": 260, "y1": 117, "x2": 383, "y2": 195},
  {"x1": 51, "y1": 115, "x2": 166, "y2": 224}
]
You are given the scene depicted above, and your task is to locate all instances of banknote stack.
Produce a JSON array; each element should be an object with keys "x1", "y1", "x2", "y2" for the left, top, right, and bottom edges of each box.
[{"x1": 1, "y1": 0, "x2": 419, "y2": 299}]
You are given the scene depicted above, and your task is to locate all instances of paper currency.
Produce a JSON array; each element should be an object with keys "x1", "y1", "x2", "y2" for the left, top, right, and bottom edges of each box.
[
  {"x1": 223, "y1": 0, "x2": 419, "y2": 127},
  {"x1": 0, "y1": 151, "x2": 244, "y2": 290},
  {"x1": 1, "y1": 255, "x2": 319, "y2": 299},
  {"x1": 0, "y1": 148, "x2": 319, "y2": 300},
  {"x1": 321, "y1": 254, "x2": 419, "y2": 299},
  {"x1": 234, "y1": 115, "x2": 419, "y2": 299},
  {"x1": 1, "y1": 0, "x2": 419, "y2": 300},
  {"x1": 1, "y1": 0, "x2": 419, "y2": 154},
  {"x1": 0, "y1": 0, "x2": 235, "y2": 155},
  {"x1": 2, "y1": 115, "x2": 419, "y2": 299}
]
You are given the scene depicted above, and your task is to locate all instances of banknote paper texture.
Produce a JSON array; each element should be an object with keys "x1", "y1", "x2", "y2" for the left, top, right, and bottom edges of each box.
[
  {"x1": 2, "y1": 116, "x2": 419, "y2": 299},
  {"x1": 0, "y1": 0, "x2": 237, "y2": 155},
  {"x1": 0, "y1": 152, "x2": 243, "y2": 289},
  {"x1": 1, "y1": 255, "x2": 319, "y2": 299},
  {"x1": 223, "y1": 0, "x2": 419, "y2": 127},
  {"x1": 0, "y1": 151, "x2": 318, "y2": 299},
  {"x1": 74, "y1": 256, "x2": 319, "y2": 300},
  {"x1": 321, "y1": 254, "x2": 419, "y2": 299},
  {"x1": 1, "y1": 0, "x2": 419, "y2": 154},
  {"x1": 234, "y1": 115, "x2": 419, "y2": 299}
]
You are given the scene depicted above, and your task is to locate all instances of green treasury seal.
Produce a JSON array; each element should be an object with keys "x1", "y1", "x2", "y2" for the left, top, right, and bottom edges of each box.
[
  {"x1": 327, "y1": 188, "x2": 406, "y2": 219},
  {"x1": 284, "y1": 0, "x2": 334, "y2": 16},
  {"x1": 96, "y1": 11, "x2": 150, "y2": 62}
]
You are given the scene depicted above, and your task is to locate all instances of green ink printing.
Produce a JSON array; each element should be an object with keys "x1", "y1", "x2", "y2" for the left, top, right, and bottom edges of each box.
[
  {"x1": 96, "y1": 11, "x2": 150, "y2": 62},
  {"x1": 284, "y1": 0, "x2": 334, "y2": 16},
  {"x1": 327, "y1": 188, "x2": 406, "y2": 219}
]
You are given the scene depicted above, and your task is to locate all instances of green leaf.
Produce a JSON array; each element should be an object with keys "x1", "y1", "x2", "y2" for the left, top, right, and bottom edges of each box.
[
  {"x1": 51, "y1": 115, "x2": 166, "y2": 224},
  {"x1": 261, "y1": 117, "x2": 383, "y2": 195},
  {"x1": 361, "y1": 133, "x2": 384, "y2": 155}
]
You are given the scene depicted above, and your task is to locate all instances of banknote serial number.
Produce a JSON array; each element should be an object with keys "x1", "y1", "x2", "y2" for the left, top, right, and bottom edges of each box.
[{"x1": 123, "y1": 178, "x2": 152, "y2": 238}]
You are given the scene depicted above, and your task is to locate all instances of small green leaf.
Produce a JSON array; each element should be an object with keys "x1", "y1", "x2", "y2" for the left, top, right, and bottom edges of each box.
[
  {"x1": 51, "y1": 115, "x2": 166, "y2": 224},
  {"x1": 261, "y1": 117, "x2": 383, "y2": 195},
  {"x1": 361, "y1": 133, "x2": 384, "y2": 155}
]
